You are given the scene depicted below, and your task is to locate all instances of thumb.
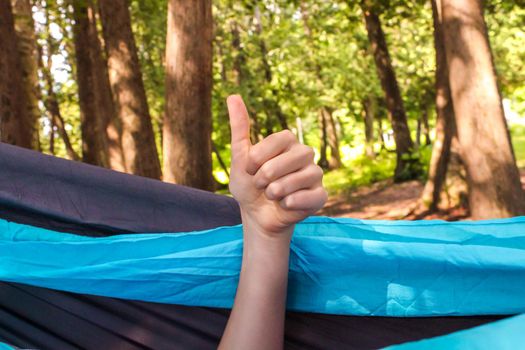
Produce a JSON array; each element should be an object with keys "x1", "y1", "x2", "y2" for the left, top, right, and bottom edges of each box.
[{"x1": 227, "y1": 95, "x2": 251, "y2": 165}]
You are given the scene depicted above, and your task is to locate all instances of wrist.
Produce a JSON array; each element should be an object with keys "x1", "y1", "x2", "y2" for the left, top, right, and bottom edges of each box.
[{"x1": 240, "y1": 208, "x2": 295, "y2": 242}]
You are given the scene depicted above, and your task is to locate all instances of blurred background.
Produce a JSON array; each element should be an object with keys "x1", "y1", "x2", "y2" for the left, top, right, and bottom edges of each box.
[{"x1": 1, "y1": 0, "x2": 524, "y2": 220}]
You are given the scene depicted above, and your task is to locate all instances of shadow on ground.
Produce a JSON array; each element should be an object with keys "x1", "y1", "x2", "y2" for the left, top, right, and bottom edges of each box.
[{"x1": 319, "y1": 169, "x2": 525, "y2": 221}]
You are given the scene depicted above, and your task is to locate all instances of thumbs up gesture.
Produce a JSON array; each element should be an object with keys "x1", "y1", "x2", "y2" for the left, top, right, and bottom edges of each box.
[{"x1": 227, "y1": 95, "x2": 327, "y2": 239}]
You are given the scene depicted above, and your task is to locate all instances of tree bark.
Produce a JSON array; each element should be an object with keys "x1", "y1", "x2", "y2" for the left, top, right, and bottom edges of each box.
[
  {"x1": 420, "y1": 0, "x2": 456, "y2": 212},
  {"x1": 0, "y1": 0, "x2": 35, "y2": 149},
  {"x1": 324, "y1": 107, "x2": 342, "y2": 169},
  {"x1": 11, "y1": 0, "x2": 40, "y2": 150},
  {"x1": 163, "y1": 0, "x2": 213, "y2": 190},
  {"x1": 99, "y1": 0, "x2": 161, "y2": 179},
  {"x1": 39, "y1": 47, "x2": 80, "y2": 161},
  {"x1": 441, "y1": 0, "x2": 525, "y2": 218},
  {"x1": 72, "y1": 0, "x2": 110, "y2": 167},
  {"x1": 317, "y1": 109, "x2": 329, "y2": 170},
  {"x1": 89, "y1": 1, "x2": 127, "y2": 172},
  {"x1": 361, "y1": 0, "x2": 418, "y2": 181}
]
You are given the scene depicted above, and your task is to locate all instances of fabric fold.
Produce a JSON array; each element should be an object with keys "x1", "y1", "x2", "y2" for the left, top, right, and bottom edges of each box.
[{"x1": 1, "y1": 216, "x2": 524, "y2": 317}]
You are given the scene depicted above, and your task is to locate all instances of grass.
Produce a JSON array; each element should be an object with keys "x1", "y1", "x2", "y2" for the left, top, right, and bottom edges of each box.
[{"x1": 323, "y1": 152, "x2": 396, "y2": 195}]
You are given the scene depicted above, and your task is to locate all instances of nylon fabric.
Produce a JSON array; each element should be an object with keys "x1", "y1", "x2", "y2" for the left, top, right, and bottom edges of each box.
[
  {"x1": 388, "y1": 313, "x2": 525, "y2": 349},
  {"x1": 1, "y1": 216, "x2": 524, "y2": 316}
]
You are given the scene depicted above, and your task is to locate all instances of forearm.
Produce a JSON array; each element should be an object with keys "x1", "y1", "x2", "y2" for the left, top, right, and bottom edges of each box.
[{"x1": 218, "y1": 221, "x2": 292, "y2": 350}]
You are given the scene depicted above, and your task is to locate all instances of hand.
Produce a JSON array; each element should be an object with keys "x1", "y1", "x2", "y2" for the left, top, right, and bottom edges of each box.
[{"x1": 227, "y1": 95, "x2": 327, "y2": 238}]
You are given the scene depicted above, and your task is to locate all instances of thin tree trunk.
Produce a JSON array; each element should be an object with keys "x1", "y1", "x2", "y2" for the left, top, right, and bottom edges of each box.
[
  {"x1": 254, "y1": 5, "x2": 288, "y2": 131},
  {"x1": 39, "y1": 4, "x2": 80, "y2": 161},
  {"x1": 49, "y1": 104, "x2": 55, "y2": 155},
  {"x1": 301, "y1": 1, "x2": 342, "y2": 168},
  {"x1": 324, "y1": 107, "x2": 342, "y2": 169},
  {"x1": 361, "y1": 0, "x2": 418, "y2": 181},
  {"x1": 231, "y1": 20, "x2": 264, "y2": 143},
  {"x1": 163, "y1": 0, "x2": 213, "y2": 190},
  {"x1": 0, "y1": 0, "x2": 34, "y2": 149},
  {"x1": 11, "y1": 0, "x2": 40, "y2": 150},
  {"x1": 377, "y1": 116, "x2": 386, "y2": 150},
  {"x1": 441, "y1": 0, "x2": 525, "y2": 218},
  {"x1": 99, "y1": 0, "x2": 161, "y2": 179},
  {"x1": 416, "y1": 118, "x2": 422, "y2": 147},
  {"x1": 317, "y1": 109, "x2": 329, "y2": 170},
  {"x1": 212, "y1": 141, "x2": 229, "y2": 178},
  {"x1": 420, "y1": 0, "x2": 458, "y2": 213},
  {"x1": 422, "y1": 106, "x2": 431, "y2": 146},
  {"x1": 363, "y1": 97, "x2": 376, "y2": 158},
  {"x1": 72, "y1": 0, "x2": 109, "y2": 167}
]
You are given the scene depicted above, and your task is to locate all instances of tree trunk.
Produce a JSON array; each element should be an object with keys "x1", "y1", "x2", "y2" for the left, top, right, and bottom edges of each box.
[
  {"x1": 300, "y1": 1, "x2": 342, "y2": 168},
  {"x1": 0, "y1": 0, "x2": 34, "y2": 149},
  {"x1": 363, "y1": 97, "x2": 376, "y2": 158},
  {"x1": 11, "y1": 0, "x2": 40, "y2": 150},
  {"x1": 41, "y1": 52, "x2": 80, "y2": 161},
  {"x1": 422, "y1": 106, "x2": 431, "y2": 146},
  {"x1": 164, "y1": 0, "x2": 213, "y2": 190},
  {"x1": 324, "y1": 107, "x2": 342, "y2": 169},
  {"x1": 416, "y1": 118, "x2": 422, "y2": 147},
  {"x1": 361, "y1": 0, "x2": 418, "y2": 181},
  {"x1": 441, "y1": 0, "x2": 525, "y2": 218},
  {"x1": 99, "y1": 0, "x2": 161, "y2": 179},
  {"x1": 377, "y1": 116, "x2": 386, "y2": 150},
  {"x1": 72, "y1": 0, "x2": 110, "y2": 167},
  {"x1": 254, "y1": 5, "x2": 288, "y2": 131},
  {"x1": 39, "y1": 5, "x2": 80, "y2": 161},
  {"x1": 231, "y1": 20, "x2": 264, "y2": 143},
  {"x1": 212, "y1": 141, "x2": 229, "y2": 178},
  {"x1": 89, "y1": 1, "x2": 126, "y2": 172},
  {"x1": 317, "y1": 109, "x2": 329, "y2": 170}
]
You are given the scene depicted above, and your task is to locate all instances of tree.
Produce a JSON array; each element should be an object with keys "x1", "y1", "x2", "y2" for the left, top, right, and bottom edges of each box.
[
  {"x1": 230, "y1": 20, "x2": 264, "y2": 143},
  {"x1": 72, "y1": 0, "x2": 110, "y2": 167},
  {"x1": 38, "y1": 1, "x2": 80, "y2": 161},
  {"x1": 360, "y1": 0, "x2": 419, "y2": 181},
  {"x1": 163, "y1": 0, "x2": 213, "y2": 190},
  {"x1": 441, "y1": 0, "x2": 525, "y2": 218},
  {"x1": 0, "y1": 0, "x2": 34, "y2": 149},
  {"x1": 72, "y1": 0, "x2": 127, "y2": 170},
  {"x1": 99, "y1": 0, "x2": 161, "y2": 179},
  {"x1": 11, "y1": 0, "x2": 41, "y2": 150},
  {"x1": 253, "y1": 5, "x2": 289, "y2": 132},
  {"x1": 300, "y1": 1, "x2": 342, "y2": 169},
  {"x1": 420, "y1": 0, "x2": 455, "y2": 212}
]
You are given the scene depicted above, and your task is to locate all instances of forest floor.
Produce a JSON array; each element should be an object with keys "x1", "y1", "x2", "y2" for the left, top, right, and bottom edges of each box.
[{"x1": 320, "y1": 168, "x2": 525, "y2": 221}]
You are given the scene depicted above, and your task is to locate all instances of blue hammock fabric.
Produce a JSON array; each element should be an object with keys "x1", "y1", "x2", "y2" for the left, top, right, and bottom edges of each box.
[
  {"x1": 2, "y1": 216, "x2": 525, "y2": 317},
  {"x1": 387, "y1": 313, "x2": 525, "y2": 349},
  {"x1": 0, "y1": 142, "x2": 521, "y2": 349}
]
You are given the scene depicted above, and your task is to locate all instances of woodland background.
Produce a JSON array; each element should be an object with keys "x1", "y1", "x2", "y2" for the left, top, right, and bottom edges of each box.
[{"x1": 1, "y1": 0, "x2": 525, "y2": 220}]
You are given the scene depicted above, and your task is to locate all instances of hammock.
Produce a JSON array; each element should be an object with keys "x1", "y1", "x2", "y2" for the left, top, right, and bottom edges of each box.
[{"x1": 0, "y1": 142, "x2": 523, "y2": 349}]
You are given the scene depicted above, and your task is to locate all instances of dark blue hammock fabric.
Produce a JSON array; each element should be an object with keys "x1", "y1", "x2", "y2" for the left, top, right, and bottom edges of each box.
[
  {"x1": 2, "y1": 215, "x2": 525, "y2": 317},
  {"x1": 0, "y1": 143, "x2": 523, "y2": 348}
]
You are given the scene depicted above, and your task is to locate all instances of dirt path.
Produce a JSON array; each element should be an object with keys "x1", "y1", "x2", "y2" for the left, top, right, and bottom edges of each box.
[{"x1": 320, "y1": 169, "x2": 525, "y2": 221}]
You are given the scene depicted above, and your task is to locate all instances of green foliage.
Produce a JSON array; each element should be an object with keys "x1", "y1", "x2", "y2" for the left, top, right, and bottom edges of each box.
[
  {"x1": 32, "y1": 0, "x2": 524, "y2": 194},
  {"x1": 323, "y1": 151, "x2": 396, "y2": 195}
]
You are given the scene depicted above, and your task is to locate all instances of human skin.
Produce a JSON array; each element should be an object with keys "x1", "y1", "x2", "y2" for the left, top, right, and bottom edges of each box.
[{"x1": 218, "y1": 95, "x2": 327, "y2": 350}]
